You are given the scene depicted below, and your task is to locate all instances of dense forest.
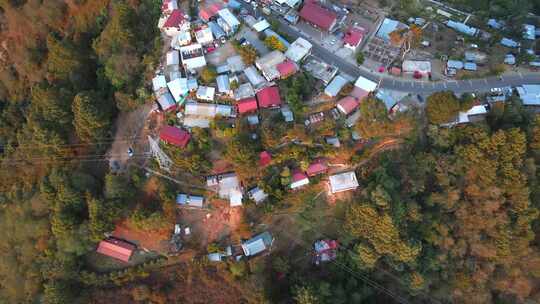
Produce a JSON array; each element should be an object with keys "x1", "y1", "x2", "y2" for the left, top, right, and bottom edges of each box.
[
  {"x1": 0, "y1": 0, "x2": 163, "y2": 302},
  {"x1": 1, "y1": 0, "x2": 540, "y2": 304}
]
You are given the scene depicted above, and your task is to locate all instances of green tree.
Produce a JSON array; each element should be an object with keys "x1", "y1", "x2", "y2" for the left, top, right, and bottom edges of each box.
[
  {"x1": 264, "y1": 35, "x2": 286, "y2": 51},
  {"x1": 200, "y1": 66, "x2": 217, "y2": 84},
  {"x1": 356, "y1": 52, "x2": 365, "y2": 65},
  {"x1": 425, "y1": 91, "x2": 460, "y2": 124},
  {"x1": 72, "y1": 91, "x2": 113, "y2": 143},
  {"x1": 293, "y1": 286, "x2": 320, "y2": 304}
]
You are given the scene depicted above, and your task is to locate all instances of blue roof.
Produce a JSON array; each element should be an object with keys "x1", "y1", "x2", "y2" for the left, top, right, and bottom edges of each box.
[
  {"x1": 447, "y1": 60, "x2": 463, "y2": 69},
  {"x1": 227, "y1": 0, "x2": 242, "y2": 9},
  {"x1": 500, "y1": 37, "x2": 519, "y2": 48},
  {"x1": 487, "y1": 19, "x2": 504, "y2": 29},
  {"x1": 523, "y1": 24, "x2": 536, "y2": 40},
  {"x1": 376, "y1": 18, "x2": 400, "y2": 41},
  {"x1": 375, "y1": 90, "x2": 396, "y2": 111},
  {"x1": 208, "y1": 21, "x2": 226, "y2": 39},
  {"x1": 464, "y1": 62, "x2": 477, "y2": 71},
  {"x1": 446, "y1": 20, "x2": 478, "y2": 36}
]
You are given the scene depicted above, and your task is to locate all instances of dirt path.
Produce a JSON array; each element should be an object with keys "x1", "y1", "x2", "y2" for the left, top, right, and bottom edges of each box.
[{"x1": 107, "y1": 104, "x2": 153, "y2": 171}]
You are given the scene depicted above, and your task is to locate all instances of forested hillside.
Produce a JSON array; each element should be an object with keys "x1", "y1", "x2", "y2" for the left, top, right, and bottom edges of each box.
[{"x1": 0, "y1": 0, "x2": 162, "y2": 302}]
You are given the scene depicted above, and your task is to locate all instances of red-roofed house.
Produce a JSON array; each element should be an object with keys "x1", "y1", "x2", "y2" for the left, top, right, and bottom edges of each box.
[
  {"x1": 163, "y1": 9, "x2": 190, "y2": 36},
  {"x1": 199, "y1": 3, "x2": 222, "y2": 21},
  {"x1": 290, "y1": 170, "x2": 310, "y2": 189},
  {"x1": 299, "y1": 1, "x2": 337, "y2": 32},
  {"x1": 336, "y1": 96, "x2": 360, "y2": 115},
  {"x1": 237, "y1": 97, "x2": 259, "y2": 114},
  {"x1": 162, "y1": 0, "x2": 178, "y2": 14},
  {"x1": 259, "y1": 151, "x2": 272, "y2": 167},
  {"x1": 343, "y1": 27, "x2": 365, "y2": 51},
  {"x1": 277, "y1": 60, "x2": 298, "y2": 79},
  {"x1": 256, "y1": 86, "x2": 282, "y2": 108},
  {"x1": 306, "y1": 159, "x2": 328, "y2": 177},
  {"x1": 159, "y1": 126, "x2": 191, "y2": 148},
  {"x1": 96, "y1": 238, "x2": 135, "y2": 263}
]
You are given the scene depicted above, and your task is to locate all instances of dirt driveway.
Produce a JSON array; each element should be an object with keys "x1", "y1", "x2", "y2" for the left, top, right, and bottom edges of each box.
[{"x1": 107, "y1": 103, "x2": 153, "y2": 171}]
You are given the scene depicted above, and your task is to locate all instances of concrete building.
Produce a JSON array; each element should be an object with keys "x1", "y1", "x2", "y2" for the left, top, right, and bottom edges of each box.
[
  {"x1": 285, "y1": 37, "x2": 312, "y2": 62},
  {"x1": 329, "y1": 171, "x2": 359, "y2": 194}
]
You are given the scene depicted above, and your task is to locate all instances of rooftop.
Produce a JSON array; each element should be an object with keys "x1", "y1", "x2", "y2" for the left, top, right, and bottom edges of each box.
[
  {"x1": 299, "y1": 1, "x2": 337, "y2": 31},
  {"x1": 96, "y1": 238, "x2": 135, "y2": 263},
  {"x1": 256, "y1": 86, "x2": 282, "y2": 108},
  {"x1": 285, "y1": 37, "x2": 313, "y2": 62},
  {"x1": 329, "y1": 171, "x2": 359, "y2": 194}
]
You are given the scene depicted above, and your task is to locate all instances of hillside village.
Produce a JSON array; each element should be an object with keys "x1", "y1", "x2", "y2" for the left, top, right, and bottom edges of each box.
[{"x1": 93, "y1": 0, "x2": 540, "y2": 267}]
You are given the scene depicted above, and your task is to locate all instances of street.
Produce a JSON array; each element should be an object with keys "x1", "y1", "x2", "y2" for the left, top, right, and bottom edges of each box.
[{"x1": 240, "y1": 2, "x2": 540, "y2": 93}]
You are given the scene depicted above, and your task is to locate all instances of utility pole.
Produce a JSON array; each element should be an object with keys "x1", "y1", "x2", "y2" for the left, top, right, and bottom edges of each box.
[{"x1": 148, "y1": 136, "x2": 173, "y2": 172}]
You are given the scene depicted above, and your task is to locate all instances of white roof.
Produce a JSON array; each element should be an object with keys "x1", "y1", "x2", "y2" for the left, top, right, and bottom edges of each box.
[
  {"x1": 242, "y1": 238, "x2": 266, "y2": 256},
  {"x1": 183, "y1": 116, "x2": 210, "y2": 128},
  {"x1": 152, "y1": 75, "x2": 168, "y2": 92},
  {"x1": 184, "y1": 102, "x2": 233, "y2": 117},
  {"x1": 234, "y1": 83, "x2": 255, "y2": 100},
  {"x1": 253, "y1": 19, "x2": 270, "y2": 32},
  {"x1": 218, "y1": 9, "x2": 240, "y2": 28},
  {"x1": 290, "y1": 177, "x2": 310, "y2": 189},
  {"x1": 465, "y1": 105, "x2": 487, "y2": 116},
  {"x1": 227, "y1": 55, "x2": 246, "y2": 73},
  {"x1": 244, "y1": 66, "x2": 266, "y2": 87},
  {"x1": 167, "y1": 78, "x2": 189, "y2": 102},
  {"x1": 517, "y1": 85, "x2": 540, "y2": 106},
  {"x1": 166, "y1": 50, "x2": 180, "y2": 65},
  {"x1": 286, "y1": 0, "x2": 301, "y2": 7},
  {"x1": 402, "y1": 60, "x2": 431, "y2": 73},
  {"x1": 195, "y1": 27, "x2": 214, "y2": 44},
  {"x1": 324, "y1": 75, "x2": 348, "y2": 97},
  {"x1": 354, "y1": 76, "x2": 377, "y2": 92},
  {"x1": 281, "y1": 106, "x2": 294, "y2": 122},
  {"x1": 285, "y1": 37, "x2": 312, "y2": 62},
  {"x1": 196, "y1": 86, "x2": 216, "y2": 101},
  {"x1": 216, "y1": 74, "x2": 230, "y2": 93},
  {"x1": 156, "y1": 91, "x2": 176, "y2": 111},
  {"x1": 180, "y1": 44, "x2": 207, "y2": 70},
  {"x1": 248, "y1": 187, "x2": 268, "y2": 203},
  {"x1": 171, "y1": 30, "x2": 192, "y2": 49},
  {"x1": 329, "y1": 171, "x2": 359, "y2": 193}
]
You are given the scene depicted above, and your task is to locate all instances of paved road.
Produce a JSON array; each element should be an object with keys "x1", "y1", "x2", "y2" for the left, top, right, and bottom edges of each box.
[{"x1": 241, "y1": 3, "x2": 540, "y2": 93}]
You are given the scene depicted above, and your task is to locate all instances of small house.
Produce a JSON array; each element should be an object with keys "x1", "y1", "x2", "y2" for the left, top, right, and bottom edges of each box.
[
  {"x1": 285, "y1": 37, "x2": 313, "y2": 62},
  {"x1": 196, "y1": 86, "x2": 216, "y2": 101},
  {"x1": 227, "y1": 55, "x2": 246, "y2": 73},
  {"x1": 336, "y1": 96, "x2": 359, "y2": 115},
  {"x1": 353, "y1": 76, "x2": 377, "y2": 99},
  {"x1": 216, "y1": 74, "x2": 231, "y2": 95},
  {"x1": 156, "y1": 91, "x2": 176, "y2": 112},
  {"x1": 96, "y1": 238, "x2": 135, "y2": 263},
  {"x1": 248, "y1": 187, "x2": 269, "y2": 204},
  {"x1": 500, "y1": 38, "x2": 520, "y2": 48},
  {"x1": 244, "y1": 66, "x2": 266, "y2": 88},
  {"x1": 255, "y1": 50, "x2": 286, "y2": 81},
  {"x1": 446, "y1": 20, "x2": 478, "y2": 36},
  {"x1": 163, "y1": 9, "x2": 190, "y2": 36},
  {"x1": 241, "y1": 231, "x2": 274, "y2": 257},
  {"x1": 195, "y1": 27, "x2": 214, "y2": 45},
  {"x1": 166, "y1": 50, "x2": 180, "y2": 66},
  {"x1": 237, "y1": 97, "x2": 259, "y2": 114},
  {"x1": 306, "y1": 159, "x2": 328, "y2": 177},
  {"x1": 464, "y1": 62, "x2": 477, "y2": 71},
  {"x1": 325, "y1": 136, "x2": 340, "y2": 147},
  {"x1": 329, "y1": 171, "x2": 359, "y2": 194},
  {"x1": 176, "y1": 194, "x2": 204, "y2": 208},
  {"x1": 217, "y1": 8, "x2": 240, "y2": 35},
  {"x1": 290, "y1": 170, "x2": 309, "y2": 189},
  {"x1": 277, "y1": 60, "x2": 298, "y2": 79},
  {"x1": 180, "y1": 44, "x2": 207, "y2": 70},
  {"x1": 167, "y1": 78, "x2": 188, "y2": 103},
  {"x1": 159, "y1": 126, "x2": 191, "y2": 148},
  {"x1": 343, "y1": 26, "x2": 364, "y2": 51},
  {"x1": 281, "y1": 106, "x2": 294, "y2": 122},
  {"x1": 208, "y1": 21, "x2": 226, "y2": 40},
  {"x1": 299, "y1": 1, "x2": 337, "y2": 32},
  {"x1": 152, "y1": 75, "x2": 168, "y2": 92},
  {"x1": 324, "y1": 75, "x2": 348, "y2": 97},
  {"x1": 256, "y1": 86, "x2": 282, "y2": 108},
  {"x1": 234, "y1": 83, "x2": 255, "y2": 101}
]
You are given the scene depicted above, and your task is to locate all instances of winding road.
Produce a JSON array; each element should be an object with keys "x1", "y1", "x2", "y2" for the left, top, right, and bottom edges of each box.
[{"x1": 242, "y1": 3, "x2": 540, "y2": 93}]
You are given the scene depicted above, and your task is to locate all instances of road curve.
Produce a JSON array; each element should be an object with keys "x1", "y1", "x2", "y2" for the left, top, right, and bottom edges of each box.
[{"x1": 241, "y1": 3, "x2": 540, "y2": 93}]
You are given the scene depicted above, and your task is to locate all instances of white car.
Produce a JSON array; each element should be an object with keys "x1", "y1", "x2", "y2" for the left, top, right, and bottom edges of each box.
[{"x1": 244, "y1": 0, "x2": 251, "y2": 3}]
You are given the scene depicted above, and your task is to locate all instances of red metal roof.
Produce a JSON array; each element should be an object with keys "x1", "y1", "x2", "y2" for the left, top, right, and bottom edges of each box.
[
  {"x1": 237, "y1": 97, "x2": 259, "y2": 114},
  {"x1": 96, "y1": 238, "x2": 135, "y2": 263},
  {"x1": 159, "y1": 125, "x2": 191, "y2": 148},
  {"x1": 277, "y1": 60, "x2": 298, "y2": 78},
  {"x1": 299, "y1": 2, "x2": 337, "y2": 31},
  {"x1": 306, "y1": 160, "x2": 328, "y2": 177},
  {"x1": 350, "y1": 87, "x2": 369, "y2": 100},
  {"x1": 259, "y1": 151, "x2": 272, "y2": 167},
  {"x1": 336, "y1": 96, "x2": 359, "y2": 115},
  {"x1": 164, "y1": 9, "x2": 186, "y2": 28},
  {"x1": 343, "y1": 27, "x2": 364, "y2": 47},
  {"x1": 256, "y1": 86, "x2": 282, "y2": 108},
  {"x1": 292, "y1": 170, "x2": 308, "y2": 183}
]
